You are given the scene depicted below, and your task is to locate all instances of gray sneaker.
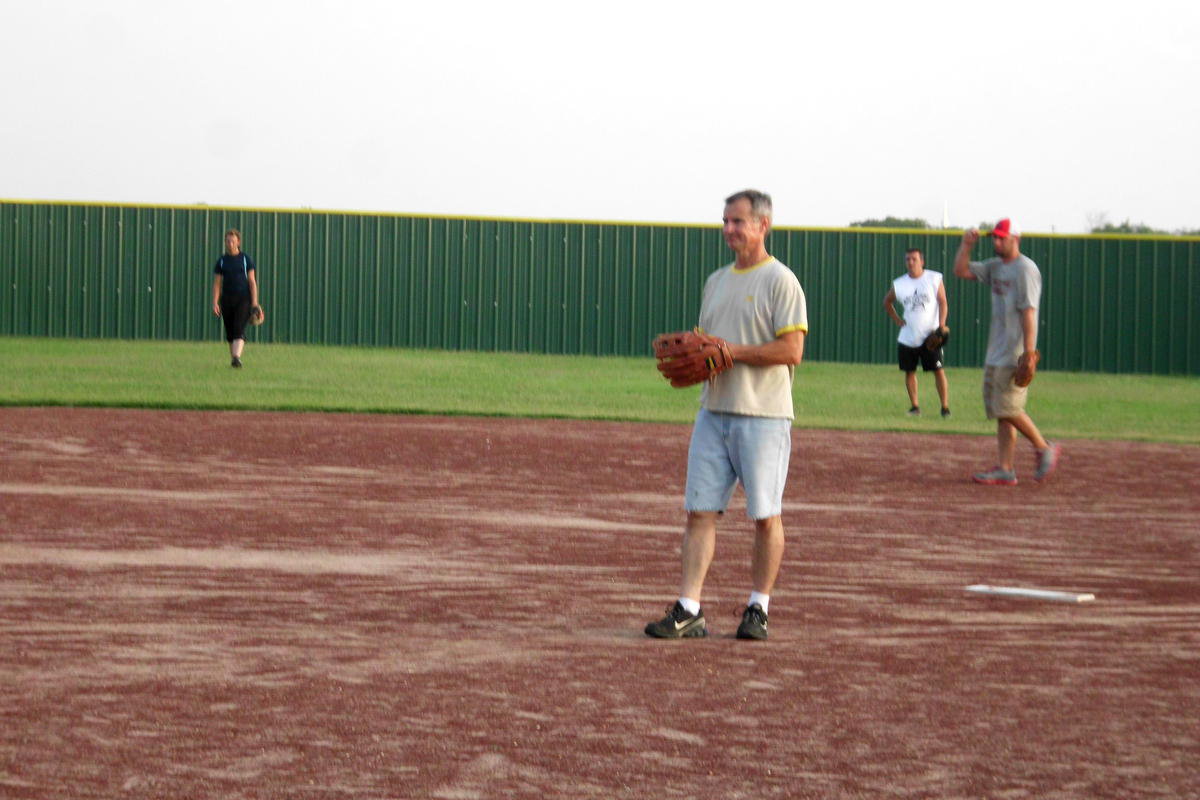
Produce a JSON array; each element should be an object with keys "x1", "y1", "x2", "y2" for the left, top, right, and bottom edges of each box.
[
  {"x1": 972, "y1": 467, "x2": 1017, "y2": 486},
  {"x1": 1035, "y1": 442, "x2": 1061, "y2": 482}
]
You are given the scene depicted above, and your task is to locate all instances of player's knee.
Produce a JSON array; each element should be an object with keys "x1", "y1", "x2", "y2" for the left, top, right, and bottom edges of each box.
[{"x1": 753, "y1": 515, "x2": 782, "y2": 532}]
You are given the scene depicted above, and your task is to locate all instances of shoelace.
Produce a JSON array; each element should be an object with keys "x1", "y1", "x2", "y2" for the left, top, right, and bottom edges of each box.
[
  {"x1": 670, "y1": 604, "x2": 694, "y2": 622},
  {"x1": 737, "y1": 606, "x2": 767, "y2": 625}
]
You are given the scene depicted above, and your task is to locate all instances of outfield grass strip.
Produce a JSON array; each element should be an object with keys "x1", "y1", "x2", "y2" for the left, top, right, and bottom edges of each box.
[{"x1": 1, "y1": 337, "x2": 1197, "y2": 444}]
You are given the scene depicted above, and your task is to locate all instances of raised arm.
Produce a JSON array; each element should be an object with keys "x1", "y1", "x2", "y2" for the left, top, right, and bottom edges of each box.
[{"x1": 954, "y1": 229, "x2": 980, "y2": 280}]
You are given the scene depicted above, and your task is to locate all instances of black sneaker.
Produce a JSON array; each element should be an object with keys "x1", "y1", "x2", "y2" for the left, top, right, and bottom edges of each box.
[
  {"x1": 231, "y1": 356, "x2": 242, "y2": 368},
  {"x1": 941, "y1": 407, "x2": 951, "y2": 418},
  {"x1": 736, "y1": 603, "x2": 768, "y2": 640},
  {"x1": 644, "y1": 601, "x2": 707, "y2": 639},
  {"x1": 907, "y1": 406, "x2": 921, "y2": 416}
]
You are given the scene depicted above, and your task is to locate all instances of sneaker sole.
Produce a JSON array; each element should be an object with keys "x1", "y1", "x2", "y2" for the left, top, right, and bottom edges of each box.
[
  {"x1": 735, "y1": 629, "x2": 767, "y2": 641},
  {"x1": 644, "y1": 626, "x2": 707, "y2": 639},
  {"x1": 644, "y1": 617, "x2": 708, "y2": 638}
]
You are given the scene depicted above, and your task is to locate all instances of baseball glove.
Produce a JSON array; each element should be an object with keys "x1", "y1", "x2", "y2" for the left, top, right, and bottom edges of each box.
[
  {"x1": 1013, "y1": 350, "x2": 1040, "y2": 387},
  {"x1": 923, "y1": 325, "x2": 949, "y2": 351},
  {"x1": 249, "y1": 305, "x2": 265, "y2": 326},
  {"x1": 652, "y1": 329, "x2": 734, "y2": 388}
]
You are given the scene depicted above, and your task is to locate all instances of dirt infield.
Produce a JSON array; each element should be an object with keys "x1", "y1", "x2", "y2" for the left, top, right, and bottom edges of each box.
[{"x1": 2, "y1": 407, "x2": 1198, "y2": 799}]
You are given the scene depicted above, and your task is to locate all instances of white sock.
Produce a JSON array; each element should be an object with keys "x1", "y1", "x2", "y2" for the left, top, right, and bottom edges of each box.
[
  {"x1": 748, "y1": 591, "x2": 770, "y2": 614},
  {"x1": 678, "y1": 597, "x2": 701, "y2": 616}
]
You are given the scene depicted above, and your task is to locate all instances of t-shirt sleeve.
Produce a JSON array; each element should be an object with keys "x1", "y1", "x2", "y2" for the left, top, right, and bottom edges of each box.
[
  {"x1": 968, "y1": 260, "x2": 990, "y2": 282},
  {"x1": 245, "y1": 254, "x2": 257, "y2": 273},
  {"x1": 213, "y1": 257, "x2": 223, "y2": 275},
  {"x1": 1015, "y1": 262, "x2": 1042, "y2": 310},
  {"x1": 772, "y1": 270, "x2": 808, "y2": 336},
  {"x1": 696, "y1": 268, "x2": 723, "y2": 334}
]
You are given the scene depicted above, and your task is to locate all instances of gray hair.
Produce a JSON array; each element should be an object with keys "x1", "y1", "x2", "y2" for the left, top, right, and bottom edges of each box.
[{"x1": 725, "y1": 189, "x2": 773, "y2": 220}]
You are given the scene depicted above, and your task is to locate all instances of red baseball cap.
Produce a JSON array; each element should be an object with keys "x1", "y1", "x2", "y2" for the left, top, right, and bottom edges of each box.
[{"x1": 990, "y1": 218, "x2": 1020, "y2": 238}]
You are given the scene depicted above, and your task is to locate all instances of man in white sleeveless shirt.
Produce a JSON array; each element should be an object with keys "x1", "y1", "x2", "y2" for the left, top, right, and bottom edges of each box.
[{"x1": 883, "y1": 247, "x2": 950, "y2": 417}]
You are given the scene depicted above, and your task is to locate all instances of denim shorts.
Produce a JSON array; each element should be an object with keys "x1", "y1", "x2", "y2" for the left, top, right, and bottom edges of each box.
[{"x1": 684, "y1": 408, "x2": 792, "y2": 520}]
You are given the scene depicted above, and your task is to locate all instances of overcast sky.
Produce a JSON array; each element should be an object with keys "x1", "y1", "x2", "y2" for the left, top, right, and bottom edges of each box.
[{"x1": 4, "y1": 0, "x2": 1198, "y2": 234}]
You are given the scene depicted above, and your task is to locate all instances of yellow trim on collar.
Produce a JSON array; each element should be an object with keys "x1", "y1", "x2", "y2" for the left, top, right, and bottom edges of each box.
[{"x1": 732, "y1": 257, "x2": 775, "y2": 274}]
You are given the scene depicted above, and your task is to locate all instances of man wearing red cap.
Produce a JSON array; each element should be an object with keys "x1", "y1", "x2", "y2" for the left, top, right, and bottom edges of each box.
[{"x1": 953, "y1": 219, "x2": 1060, "y2": 485}]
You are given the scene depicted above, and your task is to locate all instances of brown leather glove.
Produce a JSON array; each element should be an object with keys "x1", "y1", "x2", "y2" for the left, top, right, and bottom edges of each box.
[
  {"x1": 652, "y1": 329, "x2": 734, "y2": 388},
  {"x1": 1014, "y1": 350, "x2": 1040, "y2": 387}
]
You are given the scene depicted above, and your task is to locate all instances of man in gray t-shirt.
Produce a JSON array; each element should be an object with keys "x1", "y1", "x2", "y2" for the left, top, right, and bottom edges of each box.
[{"x1": 953, "y1": 218, "x2": 1060, "y2": 485}]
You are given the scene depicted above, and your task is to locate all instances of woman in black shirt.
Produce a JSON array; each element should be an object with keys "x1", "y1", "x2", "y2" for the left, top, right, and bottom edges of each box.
[{"x1": 210, "y1": 228, "x2": 263, "y2": 368}]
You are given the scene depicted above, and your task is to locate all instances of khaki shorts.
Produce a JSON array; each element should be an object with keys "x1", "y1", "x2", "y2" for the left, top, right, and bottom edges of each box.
[{"x1": 982, "y1": 365, "x2": 1028, "y2": 420}]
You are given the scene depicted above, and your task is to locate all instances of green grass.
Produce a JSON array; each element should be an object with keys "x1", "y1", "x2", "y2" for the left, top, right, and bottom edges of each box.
[{"x1": 2, "y1": 336, "x2": 1198, "y2": 444}]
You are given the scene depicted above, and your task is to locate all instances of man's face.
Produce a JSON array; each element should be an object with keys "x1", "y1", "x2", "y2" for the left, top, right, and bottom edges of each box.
[
  {"x1": 991, "y1": 234, "x2": 1017, "y2": 258},
  {"x1": 225, "y1": 234, "x2": 241, "y2": 253},
  {"x1": 722, "y1": 198, "x2": 768, "y2": 253},
  {"x1": 905, "y1": 251, "x2": 924, "y2": 273}
]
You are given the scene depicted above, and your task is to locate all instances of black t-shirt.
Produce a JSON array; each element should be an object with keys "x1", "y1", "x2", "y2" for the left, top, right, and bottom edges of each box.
[{"x1": 213, "y1": 253, "x2": 256, "y2": 297}]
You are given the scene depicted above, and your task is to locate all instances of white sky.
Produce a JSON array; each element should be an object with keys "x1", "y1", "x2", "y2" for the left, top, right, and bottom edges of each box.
[{"x1": 4, "y1": 0, "x2": 1199, "y2": 233}]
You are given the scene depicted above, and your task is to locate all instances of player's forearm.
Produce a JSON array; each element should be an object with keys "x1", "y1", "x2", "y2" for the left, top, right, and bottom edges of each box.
[
  {"x1": 729, "y1": 332, "x2": 805, "y2": 366},
  {"x1": 883, "y1": 297, "x2": 903, "y2": 327},
  {"x1": 953, "y1": 230, "x2": 979, "y2": 279},
  {"x1": 1020, "y1": 307, "x2": 1038, "y2": 352},
  {"x1": 952, "y1": 246, "x2": 974, "y2": 279}
]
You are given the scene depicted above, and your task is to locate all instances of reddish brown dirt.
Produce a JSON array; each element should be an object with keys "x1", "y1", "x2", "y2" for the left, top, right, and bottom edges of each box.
[{"x1": 1, "y1": 407, "x2": 1198, "y2": 799}]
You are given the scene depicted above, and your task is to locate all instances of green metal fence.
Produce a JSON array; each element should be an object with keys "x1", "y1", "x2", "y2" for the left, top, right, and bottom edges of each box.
[{"x1": 2, "y1": 200, "x2": 1197, "y2": 374}]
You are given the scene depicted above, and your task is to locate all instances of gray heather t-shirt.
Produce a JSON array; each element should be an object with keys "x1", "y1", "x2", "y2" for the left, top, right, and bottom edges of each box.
[{"x1": 968, "y1": 254, "x2": 1042, "y2": 367}]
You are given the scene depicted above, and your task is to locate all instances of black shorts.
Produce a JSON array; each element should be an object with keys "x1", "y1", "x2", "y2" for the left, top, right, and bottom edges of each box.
[
  {"x1": 220, "y1": 294, "x2": 252, "y2": 342},
  {"x1": 898, "y1": 343, "x2": 944, "y2": 372}
]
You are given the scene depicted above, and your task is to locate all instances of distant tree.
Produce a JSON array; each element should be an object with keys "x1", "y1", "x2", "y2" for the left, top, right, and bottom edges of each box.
[
  {"x1": 1085, "y1": 211, "x2": 1111, "y2": 231},
  {"x1": 849, "y1": 216, "x2": 930, "y2": 229},
  {"x1": 1089, "y1": 219, "x2": 1167, "y2": 235}
]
